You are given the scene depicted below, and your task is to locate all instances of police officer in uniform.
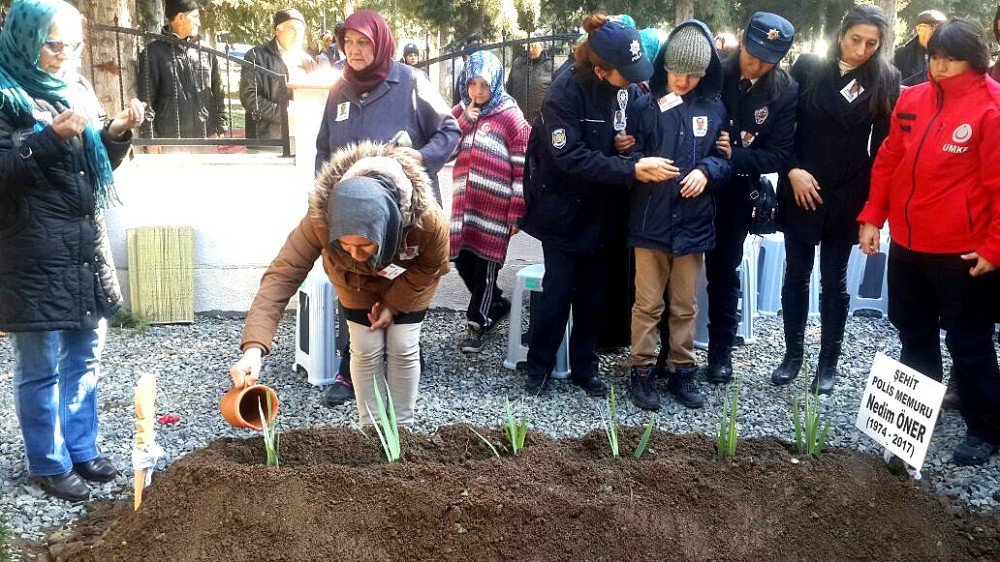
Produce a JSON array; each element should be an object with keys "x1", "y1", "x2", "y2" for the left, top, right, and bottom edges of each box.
[
  {"x1": 702, "y1": 13, "x2": 798, "y2": 384},
  {"x1": 520, "y1": 15, "x2": 676, "y2": 396}
]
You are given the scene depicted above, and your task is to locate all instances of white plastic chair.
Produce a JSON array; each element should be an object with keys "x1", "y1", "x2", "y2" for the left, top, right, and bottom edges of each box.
[{"x1": 503, "y1": 264, "x2": 571, "y2": 379}]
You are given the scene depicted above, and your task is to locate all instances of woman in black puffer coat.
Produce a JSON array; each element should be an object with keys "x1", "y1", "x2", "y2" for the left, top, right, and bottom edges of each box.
[{"x1": 0, "y1": 0, "x2": 143, "y2": 502}]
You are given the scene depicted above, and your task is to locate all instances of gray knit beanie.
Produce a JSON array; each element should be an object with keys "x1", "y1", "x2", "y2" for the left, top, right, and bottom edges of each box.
[{"x1": 664, "y1": 26, "x2": 712, "y2": 77}]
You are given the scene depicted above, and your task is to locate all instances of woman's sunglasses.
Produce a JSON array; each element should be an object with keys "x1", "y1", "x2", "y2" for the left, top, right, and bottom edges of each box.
[{"x1": 43, "y1": 40, "x2": 83, "y2": 56}]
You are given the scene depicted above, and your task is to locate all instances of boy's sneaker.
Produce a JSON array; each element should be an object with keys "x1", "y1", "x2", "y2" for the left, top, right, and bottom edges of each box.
[
  {"x1": 461, "y1": 326, "x2": 486, "y2": 353},
  {"x1": 667, "y1": 365, "x2": 706, "y2": 409}
]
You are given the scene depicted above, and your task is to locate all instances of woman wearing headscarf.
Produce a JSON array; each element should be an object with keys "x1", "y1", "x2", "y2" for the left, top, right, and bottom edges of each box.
[
  {"x1": 518, "y1": 14, "x2": 676, "y2": 396},
  {"x1": 859, "y1": 20, "x2": 1000, "y2": 466},
  {"x1": 770, "y1": 4, "x2": 900, "y2": 395},
  {"x1": 450, "y1": 51, "x2": 530, "y2": 353},
  {"x1": 230, "y1": 143, "x2": 450, "y2": 429},
  {"x1": 316, "y1": 10, "x2": 459, "y2": 204},
  {"x1": 312, "y1": 10, "x2": 460, "y2": 407},
  {"x1": 0, "y1": 0, "x2": 143, "y2": 501}
]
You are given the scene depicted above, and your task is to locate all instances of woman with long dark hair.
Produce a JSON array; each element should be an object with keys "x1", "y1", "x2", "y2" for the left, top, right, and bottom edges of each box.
[
  {"x1": 859, "y1": 19, "x2": 1000, "y2": 465},
  {"x1": 770, "y1": 4, "x2": 900, "y2": 394},
  {"x1": 991, "y1": 6, "x2": 1000, "y2": 82},
  {"x1": 519, "y1": 13, "x2": 675, "y2": 396}
]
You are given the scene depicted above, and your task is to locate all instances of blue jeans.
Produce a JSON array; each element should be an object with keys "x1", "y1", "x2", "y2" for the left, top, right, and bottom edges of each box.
[{"x1": 11, "y1": 321, "x2": 106, "y2": 476}]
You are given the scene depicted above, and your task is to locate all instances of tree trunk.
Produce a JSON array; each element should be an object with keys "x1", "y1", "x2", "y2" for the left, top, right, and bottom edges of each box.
[
  {"x1": 876, "y1": 0, "x2": 898, "y2": 47},
  {"x1": 137, "y1": 0, "x2": 163, "y2": 32},
  {"x1": 80, "y1": 0, "x2": 138, "y2": 113},
  {"x1": 675, "y1": 0, "x2": 694, "y2": 25}
]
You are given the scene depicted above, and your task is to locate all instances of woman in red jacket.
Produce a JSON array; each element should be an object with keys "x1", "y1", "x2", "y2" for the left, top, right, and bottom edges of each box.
[{"x1": 858, "y1": 19, "x2": 1000, "y2": 467}]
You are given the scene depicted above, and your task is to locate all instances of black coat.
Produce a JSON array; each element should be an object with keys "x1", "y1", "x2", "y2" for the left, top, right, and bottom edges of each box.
[
  {"x1": 505, "y1": 50, "x2": 555, "y2": 123},
  {"x1": 718, "y1": 53, "x2": 798, "y2": 204},
  {"x1": 137, "y1": 31, "x2": 227, "y2": 138},
  {"x1": 521, "y1": 67, "x2": 641, "y2": 254},
  {"x1": 0, "y1": 76, "x2": 132, "y2": 332},
  {"x1": 894, "y1": 36, "x2": 928, "y2": 87},
  {"x1": 778, "y1": 55, "x2": 899, "y2": 244},
  {"x1": 239, "y1": 39, "x2": 314, "y2": 139}
]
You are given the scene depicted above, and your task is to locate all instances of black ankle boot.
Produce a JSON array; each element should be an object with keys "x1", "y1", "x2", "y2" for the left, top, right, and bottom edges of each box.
[
  {"x1": 702, "y1": 345, "x2": 733, "y2": 384},
  {"x1": 811, "y1": 293, "x2": 849, "y2": 395},
  {"x1": 771, "y1": 284, "x2": 809, "y2": 386},
  {"x1": 630, "y1": 365, "x2": 660, "y2": 411}
]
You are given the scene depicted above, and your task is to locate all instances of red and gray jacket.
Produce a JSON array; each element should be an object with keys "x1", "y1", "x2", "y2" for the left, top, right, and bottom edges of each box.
[{"x1": 858, "y1": 70, "x2": 1000, "y2": 266}]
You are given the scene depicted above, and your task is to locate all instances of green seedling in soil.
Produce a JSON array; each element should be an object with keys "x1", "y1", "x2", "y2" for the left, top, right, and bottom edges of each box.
[
  {"x1": 634, "y1": 416, "x2": 655, "y2": 459},
  {"x1": 598, "y1": 385, "x2": 620, "y2": 458},
  {"x1": 366, "y1": 378, "x2": 401, "y2": 462},
  {"x1": 469, "y1": 427, "x2": 501, "y2": 459},
  {"x1": 792, "y1": 376, "x2": 832, "y2": 457},
  {"x1": 503, "y1": 399, "x2": 528, "y2": 455},
  {"x1": 256, "y1": 392, "x2": 280, "y2": 467},
  {"x1": 716, "y1": 385, "x2": 741, "y2": 460}
]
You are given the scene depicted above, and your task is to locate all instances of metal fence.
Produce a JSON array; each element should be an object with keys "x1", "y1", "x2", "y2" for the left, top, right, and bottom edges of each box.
[
  {"x1": 80, "y1": 27, "x2": 579, "y2": 157},
  {"x1": 86, "y1": 23, "x2": 291, "y2": 156},
  {"x1": 418, "y1": 33, "x2": 578, "y2": 112}
]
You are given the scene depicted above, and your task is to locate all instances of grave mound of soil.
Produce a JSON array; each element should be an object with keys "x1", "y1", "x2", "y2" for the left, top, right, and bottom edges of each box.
[{"x1": 57, "y1": 426, "x2": 999, "y2": 561}]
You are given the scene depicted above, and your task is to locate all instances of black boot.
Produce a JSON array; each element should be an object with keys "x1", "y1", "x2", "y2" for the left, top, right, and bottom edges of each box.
[
  {"x1": 73, "y1": 457, "x2": 118, "y2": 483},
  {"x1": 30, "y1": 471, "x2": 90, "y2": 502},
  {"x1": 771, "y1": 286, "x2": 809, "y2": 386},
  {"x1": 702, "y1": 345, "x2": 733, "y2": 384},
  {"x1": 811, "y1": 293, "x2": 849, "y2": 395},
  {"x1": 668, "y1": 365, "x2": 705, "y2": 408},
  {"x1": 630, "y1": 365, "x2": 660, "y2": 411}
]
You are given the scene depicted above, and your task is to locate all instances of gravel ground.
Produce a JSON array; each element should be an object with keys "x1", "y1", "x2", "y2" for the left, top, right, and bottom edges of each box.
[{"x1": 1, "y1": 311, "x2": 999, "y2": 553}]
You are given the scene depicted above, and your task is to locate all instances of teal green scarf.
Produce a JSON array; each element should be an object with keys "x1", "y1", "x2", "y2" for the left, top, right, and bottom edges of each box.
[{"x1": 0, "y1": 0, "x2": 116, "y2": 208}]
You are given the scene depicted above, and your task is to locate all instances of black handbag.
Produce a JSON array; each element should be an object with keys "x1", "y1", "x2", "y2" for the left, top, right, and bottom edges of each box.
[{"x1": 749, "y1": 175, "x2": 778, "y2": 235}]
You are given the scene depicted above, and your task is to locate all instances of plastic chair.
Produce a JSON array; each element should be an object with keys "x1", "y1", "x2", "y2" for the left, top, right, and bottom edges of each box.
[
  {"x1": 294, "y1": 263, "x2": 348, "y2": 386},
  {"x1": 753, "y1": 232, "x2": 820, "y2": 317},
  {"x1": 847, "y1": 243, "x2": 889, "y2": 317},
  {"x1": 694, "y1": 238, "x2": 757, "y2": 349},
  {"x1": 503, "y1": 264, "x2": 571, "y2": 379}
]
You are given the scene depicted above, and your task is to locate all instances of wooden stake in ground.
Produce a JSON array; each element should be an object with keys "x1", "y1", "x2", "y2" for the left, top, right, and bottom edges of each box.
[{"x1": 133, "y1": 373, "x2": 158, "y2": 510}]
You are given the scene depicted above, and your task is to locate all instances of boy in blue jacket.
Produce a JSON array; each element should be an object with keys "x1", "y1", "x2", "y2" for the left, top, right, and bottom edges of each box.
[{"x1": 625, "y1": 20, "x2": 732, "y2": 411}]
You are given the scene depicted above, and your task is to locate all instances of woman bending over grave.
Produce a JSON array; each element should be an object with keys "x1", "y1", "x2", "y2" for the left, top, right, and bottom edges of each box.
[{"x1": 230, "y1": 143, "x2": 450, "y2": 428}]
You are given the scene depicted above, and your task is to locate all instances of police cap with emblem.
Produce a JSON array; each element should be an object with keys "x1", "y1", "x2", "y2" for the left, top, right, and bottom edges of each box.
[
  {"x1": 589, "y1": 20, "x2": 653, "y2": 84},
  {"x1": 743, "y1": 12, "x2": 794, "y2": 64}
]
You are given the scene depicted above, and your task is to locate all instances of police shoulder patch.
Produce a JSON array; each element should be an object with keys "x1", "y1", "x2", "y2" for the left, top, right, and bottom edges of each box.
[{"x1": 551, "y1": 128, "x2": 567, "y2": 149}]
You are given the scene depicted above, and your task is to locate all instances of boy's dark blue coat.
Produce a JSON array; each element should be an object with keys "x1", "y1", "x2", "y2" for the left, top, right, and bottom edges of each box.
[{"x1": 629, "y1": 20, "x2": 731, "y2": 256}]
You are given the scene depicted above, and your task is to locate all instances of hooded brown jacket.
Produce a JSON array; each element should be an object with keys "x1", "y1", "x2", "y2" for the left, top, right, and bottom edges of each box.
[{"x1": 241, "y1": 142, "x2": 450, "y2": 354}]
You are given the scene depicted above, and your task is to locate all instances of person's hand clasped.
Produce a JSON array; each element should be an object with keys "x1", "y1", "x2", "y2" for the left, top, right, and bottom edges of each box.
[
  {"x1": 368, "y1": 301, "x2": 395, "y2": 331},
  {"x1": 789, "y1": 168, "x2": 823, "y2": 211},
  {"x1": 716, "y1": 130, "x2": 732, "y2": 159},
  {"x1": 51, "y1": 109, "x2": 88, "y2": 140},
  {"x1": 679, "y1": 168, "x2": 708, "y2": 198},
  {"x1": 614, "y1": 131, "x2": 636, "y2": 153},
  {"x1": 108, "y1": 98, "x2": 146, "y2": 140},
  {"x1": 229, "y1": 347, "x2": 262, "y2": 389},
  {"x1": 634, "y1": 157, "x2": 680, "y2": 183},
  {"x1": 961, "y1": 252, "x2": 997, "y2": 277},
  {"x1": 858, "y1": 223, "x2": 880, "y2": 256}
]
